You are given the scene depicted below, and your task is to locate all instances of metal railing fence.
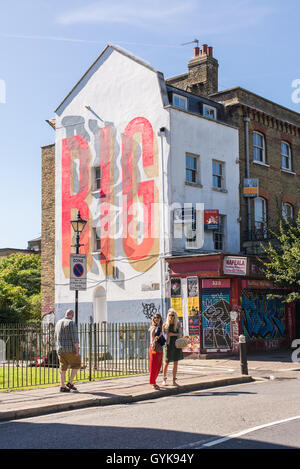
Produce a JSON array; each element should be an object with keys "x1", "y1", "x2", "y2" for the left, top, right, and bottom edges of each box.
[{"x1": 0, "y1": 322, "x2": 150, "y2": 390}]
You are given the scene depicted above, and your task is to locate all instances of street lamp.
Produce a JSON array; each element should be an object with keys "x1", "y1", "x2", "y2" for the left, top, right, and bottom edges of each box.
[{"x1": 70, "y1": 210, "x2": 87, "y2": 326}]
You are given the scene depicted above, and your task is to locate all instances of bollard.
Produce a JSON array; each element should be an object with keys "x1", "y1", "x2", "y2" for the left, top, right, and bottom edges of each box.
[{"x1": 239, "y1": 334, "x2": 248, "y2": 375}]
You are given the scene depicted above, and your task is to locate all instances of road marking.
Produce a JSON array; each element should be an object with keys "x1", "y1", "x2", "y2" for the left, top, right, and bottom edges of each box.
[{"x1": 175, "y1": 415, "x2": 300, "y2": 449}]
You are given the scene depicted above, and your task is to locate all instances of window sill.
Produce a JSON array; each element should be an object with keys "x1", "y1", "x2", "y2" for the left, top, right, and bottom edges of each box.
[
  {"x1": 280, "y1": 168, "x2": 296, "y2": 175},
  {"x1": 212, "y1": 187, "x2": 228, "y2": 194},
  {"x1": 185, "y1": 181, "x2": 203, "y2": 188},
  {"x1": 252, "y1": 161, "x2": 270, "y2": 168}
]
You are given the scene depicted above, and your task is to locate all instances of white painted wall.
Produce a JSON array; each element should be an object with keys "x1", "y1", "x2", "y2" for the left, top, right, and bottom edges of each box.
[
  {"x1": 54, "y1": 46, "x2": 170, "y2": 322},
  {"x1": 168, "y1": 107, "x2": 240, "y2": 253}
]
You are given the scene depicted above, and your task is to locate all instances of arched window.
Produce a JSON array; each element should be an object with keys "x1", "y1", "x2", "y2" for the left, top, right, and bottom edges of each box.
[
  {"x1": 253, "y1": 132, "x2": 266, "y2": 163},
  {"x1": 282, "y1": 202, "x2": 294, "y2": 221},
  {"x1": 254, "y1": 197, "x2": 267, "y2": 238}
]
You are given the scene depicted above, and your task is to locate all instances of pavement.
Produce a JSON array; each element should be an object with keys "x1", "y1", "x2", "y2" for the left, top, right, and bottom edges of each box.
[{"x1": 1, "y1": 351, "x2": 299, "y2": 422}]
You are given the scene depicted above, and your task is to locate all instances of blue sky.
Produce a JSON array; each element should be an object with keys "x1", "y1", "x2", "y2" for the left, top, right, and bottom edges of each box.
[{"x1": 0, "y1": 0, "x2": 299, "y2": 248}]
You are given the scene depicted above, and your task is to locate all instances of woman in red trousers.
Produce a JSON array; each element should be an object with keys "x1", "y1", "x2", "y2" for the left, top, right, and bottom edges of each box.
[{"x1": 149, "y1": 313, "x2": 164, "y2": 390}]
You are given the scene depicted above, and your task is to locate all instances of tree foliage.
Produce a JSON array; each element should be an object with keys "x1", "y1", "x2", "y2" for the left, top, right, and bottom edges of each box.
[
  {"x1": 260, "y1": 211, "x2": 300, "y2": 303},
  {"x1": 0, "y1": 254, "x2": 41, "y2": 323}
]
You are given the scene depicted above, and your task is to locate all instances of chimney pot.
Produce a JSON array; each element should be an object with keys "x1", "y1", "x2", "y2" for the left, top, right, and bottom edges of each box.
[
  {"x1": 202, "y1": 44, "x2": 208, "y2": 55},
  {"x1": 208, "y1": 46, "x2": 213, "y2": 57},
  {"x1": 194, "y1": 47, "x2": 200, "y2": 57}
]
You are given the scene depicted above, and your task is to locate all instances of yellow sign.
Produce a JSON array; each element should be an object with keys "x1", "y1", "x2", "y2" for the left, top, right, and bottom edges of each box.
[
  {"x1": 188, "y1": 297, "x2": 199, "y2": 316},
  {"x1": 171, "y1": 297, "x2": 183, "y2": 317}
]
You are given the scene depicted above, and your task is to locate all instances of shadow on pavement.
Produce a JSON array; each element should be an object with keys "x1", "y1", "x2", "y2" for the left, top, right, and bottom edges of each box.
[{"x1": 0, "y1": 421, "x2": 297, "y2": 450}]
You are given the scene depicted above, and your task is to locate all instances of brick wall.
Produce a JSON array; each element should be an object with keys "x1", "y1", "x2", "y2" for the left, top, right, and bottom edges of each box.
[
  {"x1": 41, "y1": 144, "x2": 55, "y2": 317},
  {"x1": 213, "y1": 95, "x2": 300, "y2": 253}
]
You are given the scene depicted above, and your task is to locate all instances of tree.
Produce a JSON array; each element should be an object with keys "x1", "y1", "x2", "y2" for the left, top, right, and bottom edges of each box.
[
  {"x1": 260, "y1": 211, "x2": 300, "y2": 303},
  {"x1": 0, "y1": 253, "x2": 41, "y2": 323}
]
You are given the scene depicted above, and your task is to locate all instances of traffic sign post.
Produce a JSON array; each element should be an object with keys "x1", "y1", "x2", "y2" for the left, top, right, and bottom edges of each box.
[{"x1": 70, "y1": 254, "x2": 87, "y2": 291}]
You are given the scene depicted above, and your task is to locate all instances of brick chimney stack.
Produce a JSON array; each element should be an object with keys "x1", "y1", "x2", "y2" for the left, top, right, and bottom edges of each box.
[
  {"x1": 166, "y1": 43, "x2": 219, "y2": 96},
  {"x1": 188, "y1": 44, "x2": 219, "y2": 96}
]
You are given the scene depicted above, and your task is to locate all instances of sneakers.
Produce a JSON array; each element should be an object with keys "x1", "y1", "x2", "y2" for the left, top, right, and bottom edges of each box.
[
  {"x1": 59, "y1": 386, "x2": 70, "y2": 393},
  {"x1": 66, "y1": 382, "x2": 78, "y2": 392},
  {"x1": 59, "y1": 383, "x2": 79, "y2": 392}
]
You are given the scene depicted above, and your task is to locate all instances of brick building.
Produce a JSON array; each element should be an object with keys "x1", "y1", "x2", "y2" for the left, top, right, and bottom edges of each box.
[
  {"x1": 165, "y1": 44, "x2": 300, "y2": 354},
  {"x1": 167, "y1": 44, "x2": 300, "y2": 255},
  {"x1": 41, "y1": 143, "x2": 55, "y2": 316}
]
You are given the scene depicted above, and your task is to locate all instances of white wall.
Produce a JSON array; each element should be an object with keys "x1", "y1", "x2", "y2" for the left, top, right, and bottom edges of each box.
[
  {"x1": 168, "y1": 107, "x2": 240, "y2": 253},
  {"x1": 54, "y1": 46, "x2": 170, "y2": 322}
]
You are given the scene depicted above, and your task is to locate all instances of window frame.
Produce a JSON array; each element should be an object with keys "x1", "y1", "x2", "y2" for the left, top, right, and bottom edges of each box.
[
  {"x1": 253, "y1": 132, "x2": 266, "y2": 163},
  {"x1": 93, "y1": 227, "x2": 101, "y2": 252},
  {"x1": 203, "y1": 104, "x2": 217, "y2": 120},
  {"x1": 93, "y1": 166, "x2": 101, "y2": 191},
  {"x1": 185, "y1": 153, "x2": 199, "y2": 184},
  {"x1": 282, "y1": 202, "x2": 294, "y2": 221},
  {"x1": 281, "y1": 141, "x2": 292, "y2": 171},
  {"x1": 213, "y1": 214, "x2": 226, "y2": 250},
  {"x1": 254, "y1": 197, "x2": 267, "y2": 238},
  {"x1": 212, "y1": 160, "x2": 225, "y2": 190},
  {"x1": 173, "y1": 93, "x2": 188, "y2": 111}
]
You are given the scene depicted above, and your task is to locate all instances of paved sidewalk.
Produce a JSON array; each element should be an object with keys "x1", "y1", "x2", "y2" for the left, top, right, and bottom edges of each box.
[{"x1": 0, "y1": 351, "x2": 299, "y2": 422}]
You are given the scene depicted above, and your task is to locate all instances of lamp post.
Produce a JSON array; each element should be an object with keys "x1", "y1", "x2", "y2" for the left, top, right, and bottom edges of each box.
[{"x1": 70, "y1": 210, "x2": 87, "y2": 326}]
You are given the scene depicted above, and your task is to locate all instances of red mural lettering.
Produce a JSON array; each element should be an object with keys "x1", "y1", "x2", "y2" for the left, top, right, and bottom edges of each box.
[
  {"x1": 122, "y1": 117, "x2": 155, "y2": 260},
  {"x1": 62, "y1": 136, "x2": 90, "y2": 271},
  {"x1": 99, "y1": 126, "x2": 113, "y2": 263}
]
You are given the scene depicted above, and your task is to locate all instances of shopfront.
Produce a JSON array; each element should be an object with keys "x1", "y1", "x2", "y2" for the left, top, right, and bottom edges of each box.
[{"x1": 166, "y1": 254, "x2": 295, "y2": 357}]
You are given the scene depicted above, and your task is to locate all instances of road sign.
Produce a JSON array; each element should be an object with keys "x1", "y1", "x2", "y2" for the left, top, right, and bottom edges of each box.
[{"x1": 70, "y1": 254, "x2": 87, "y2": 290}]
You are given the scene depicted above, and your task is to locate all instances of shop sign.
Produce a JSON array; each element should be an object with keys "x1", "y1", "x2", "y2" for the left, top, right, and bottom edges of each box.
[
  {"x1": 204, "y1": 210, "x2": 219, "y2": 230},
  {"x1": 242, "y1": 279, "x2": 275, "y2": 289},
  {"x1": 223, "y1": 256, "x2": 247, "y2": 276},
  {"x1": 202, "y1": 279, "x2": 231, "y2": 289}
]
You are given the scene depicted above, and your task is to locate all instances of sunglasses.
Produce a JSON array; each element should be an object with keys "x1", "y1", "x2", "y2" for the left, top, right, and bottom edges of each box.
[{"x1": 168, "y1": 314, "x2": 175, "y2": 317}]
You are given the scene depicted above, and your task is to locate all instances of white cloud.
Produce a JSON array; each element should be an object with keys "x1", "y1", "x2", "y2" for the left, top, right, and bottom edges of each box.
[
  {"x1": 57, "y1": 0, "x2": 196, "y2": 27},
  {"x1": 0, "y1": 33, "x2": 101, "y2": 44},
  {"x1": 57, "y1": 0, "x2": 275, "y2": 34}
]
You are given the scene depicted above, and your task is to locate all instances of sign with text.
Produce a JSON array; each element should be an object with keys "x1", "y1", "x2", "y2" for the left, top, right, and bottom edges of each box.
[
  {"x1": 204, "y1": 210, "x2": 219, "y2": 230},
  {"x1": 202, "y1": 279, "x2": 231, "y2": 289},
  {"x1": 223, "y1": 256, "x2": 247, "y2": 276},
  {"x1": 70, "y1": 254, "x2": 87, "y2": 290},
  {"x1": 243, "y1": 178, "x2": 259, "y2": 197}
]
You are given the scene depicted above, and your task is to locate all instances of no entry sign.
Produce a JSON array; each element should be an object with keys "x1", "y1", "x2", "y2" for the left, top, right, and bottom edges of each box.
[{"x1": 70, "y1": 254, "x2": 87, "y2": 290}]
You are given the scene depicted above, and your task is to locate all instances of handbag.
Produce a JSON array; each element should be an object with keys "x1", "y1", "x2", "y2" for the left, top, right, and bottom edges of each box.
[
  {"x1": 158, "y1": 334, "x2": 166, "y2": 346},
  {"x1": 152, "y1": 340, "x2": 163, "y2": 353},
  {"x1": 175, "y1": 337, "x2": 188, "y2": 349}
]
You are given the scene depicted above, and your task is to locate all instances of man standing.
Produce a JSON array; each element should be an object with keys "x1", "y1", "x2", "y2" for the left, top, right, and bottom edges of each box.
[{"x1": 55, "y1": 309, "x2": 81, "y2": 392}]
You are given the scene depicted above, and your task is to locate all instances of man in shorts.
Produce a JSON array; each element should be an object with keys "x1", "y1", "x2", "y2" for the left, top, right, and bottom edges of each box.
[{"x1": 55, "y1": 309, "x2": 81, "y2": 392}]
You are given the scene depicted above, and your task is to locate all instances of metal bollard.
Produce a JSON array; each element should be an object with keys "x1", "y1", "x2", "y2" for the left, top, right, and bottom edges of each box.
[{"x1": 239, "y1": 335, "x2": 248, "y2": 375}]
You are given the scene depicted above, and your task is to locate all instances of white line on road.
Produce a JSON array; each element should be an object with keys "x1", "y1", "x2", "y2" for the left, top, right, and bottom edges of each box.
[{"x1": 175, "y1": 415, "x2": 300, "y2": 449}]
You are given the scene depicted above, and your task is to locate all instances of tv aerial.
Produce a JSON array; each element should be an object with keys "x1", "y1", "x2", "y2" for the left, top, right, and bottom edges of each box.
[{"x1": 181, "y1": 39, "x2": 199, "y2": 47}]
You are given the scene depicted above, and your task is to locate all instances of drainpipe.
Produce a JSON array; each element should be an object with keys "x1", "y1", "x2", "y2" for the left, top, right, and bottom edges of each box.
[
  {"x1": 158, "y1": 127, "x2": 167, "y2": 321},
  {"x1": 243, "y1": 116, "x2": 252, "y2": 238}
]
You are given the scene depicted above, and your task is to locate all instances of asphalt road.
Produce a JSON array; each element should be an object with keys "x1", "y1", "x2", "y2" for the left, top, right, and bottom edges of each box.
[{"x1": 1, "y1": 377, "x2": 300, "y2": 450}]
